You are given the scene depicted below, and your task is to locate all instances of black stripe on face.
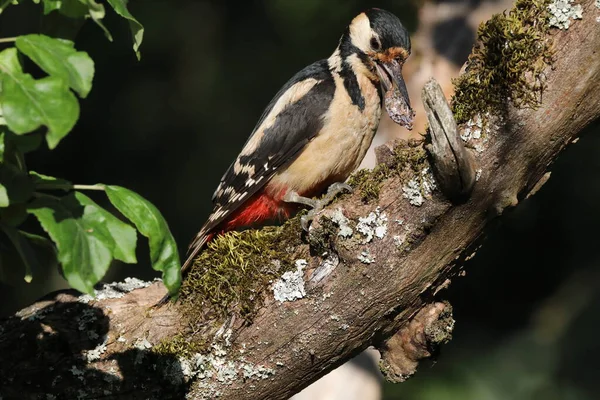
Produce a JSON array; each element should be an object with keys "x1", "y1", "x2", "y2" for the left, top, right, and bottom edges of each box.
[{"x1": 338, "y1": 35, "x2": 366, "y2": 111}]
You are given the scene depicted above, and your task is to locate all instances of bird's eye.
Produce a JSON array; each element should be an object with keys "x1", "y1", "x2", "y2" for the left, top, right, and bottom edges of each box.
[{"x1": 370, "y1": 37, "x2": 381, "y2": 51}]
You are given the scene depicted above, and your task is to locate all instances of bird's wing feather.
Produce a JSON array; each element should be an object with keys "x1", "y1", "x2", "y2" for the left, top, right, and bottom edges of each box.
[{"x1": 186, "y1": 60, "x2": 335, "y2": 256}]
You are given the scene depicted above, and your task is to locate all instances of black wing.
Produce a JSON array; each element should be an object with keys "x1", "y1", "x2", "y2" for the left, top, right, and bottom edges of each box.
[
  {"x1": 204, "y1": 59, "x2": 334, "y2": 234},
  {"x1": 182, "y1": 59, "x2": 335, "y2": 272}
]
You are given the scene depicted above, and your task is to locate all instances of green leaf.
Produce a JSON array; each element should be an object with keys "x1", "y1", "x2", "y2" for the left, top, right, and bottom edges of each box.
[
  {"x1": 0, "y1": 184, "x2": 8, "y2": 207},
  {"x1": 42, "y1": 0, "x2": 113, "y2": 41},
  {"x1": 0, "y1": 128, "x2": 27, "y2": 170},
  {"x1": 16, "y1": 34, "x2": 94, "y2": 98},
  {"x1": 29, "y1": 170, "x2": 72, "y2": 190},
  {"x1": 0, "y1": 203, "x2": 27, "y2": 226},
  {"x1": 0, "y1": 48, "x2": 80, "y2": 149},
  {"x1": 75, "y1": 191, "x2": 137, "y2": 264},
  {"x1": 26, "y1": 192, "x2": 137, "y2": 293},
  {"x1": 106, "y1": 0, "x2": 144, "y2": 59},
  {"x1": 10, "y1": 131, "x2": 43, "y2": 154},
  {"x1": 0, "y1": 223, "x2": 41, "y2": 282},
  {"x1": 0, "y1": 131, "x2": 5, "y2": 163},
  {"x1": 0, "y1": 163, "x2": 34, "y2": 206},
  {"x1": 0, "y1": 0, "x2": 19, "y2": 14},
  {"x1": 105, "y1": 185, "x2": 180, "y2": 295}
]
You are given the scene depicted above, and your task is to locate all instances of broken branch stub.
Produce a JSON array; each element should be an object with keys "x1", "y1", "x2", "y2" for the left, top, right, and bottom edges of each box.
[
  {"x1": 378, "y1": 302, "x2": 454, "y2": 383},
  {"x1": 423, "y1": 79, "x2": 477, "y2": 202}
]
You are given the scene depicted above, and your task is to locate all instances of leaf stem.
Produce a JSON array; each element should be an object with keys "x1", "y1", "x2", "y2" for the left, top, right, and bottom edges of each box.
[
  {"x1": 73, "y1": 184, "x2": 106, "y2": 191},
  {"x1": 36, "y1": 183, "x2": 106, "y2": 192},
  {"x1": 0, "y1": 37, "x2": 17, "y2": 44}
]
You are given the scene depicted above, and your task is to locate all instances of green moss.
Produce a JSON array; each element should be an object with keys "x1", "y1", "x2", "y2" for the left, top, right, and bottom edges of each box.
[
  {"x1": 178, "y1": 216, "x2": 304, "y2": 324},
  {"x1": 451, "y1": 0, "x2": 553, "y2": 124},
  {"x1": 153, "y1": 334, "x2": 208, "y2": 358},
  {"x1": 347, "y1": 141, "x2": 429, "y2": 202}
]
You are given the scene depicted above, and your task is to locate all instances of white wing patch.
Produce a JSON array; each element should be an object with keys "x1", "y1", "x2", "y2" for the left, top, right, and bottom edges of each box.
[{"x1": 238, "y1": 78, "x2": 321, "y2": 158}]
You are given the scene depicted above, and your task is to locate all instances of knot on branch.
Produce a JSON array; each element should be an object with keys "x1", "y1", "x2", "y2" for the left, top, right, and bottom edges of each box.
[
  {"x1": 377, "y1": 302, "x2": 454, "y2": 383},
  {"x1": 423, "y1": 79, "x2": 476, "y2": 203}
]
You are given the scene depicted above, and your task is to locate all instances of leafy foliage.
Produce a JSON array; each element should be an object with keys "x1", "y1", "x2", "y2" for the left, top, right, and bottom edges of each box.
[{"x1": 0, "y1": 0, "x2": 181, "y2": 295}]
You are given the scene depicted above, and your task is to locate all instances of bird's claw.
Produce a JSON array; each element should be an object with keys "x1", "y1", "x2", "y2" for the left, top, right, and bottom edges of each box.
[
  {"x1": 285, "y1": 182, "x2": 353, "y2": 232},
  {"x1": 325, "y1": 182, "x2": 353, "y2": 197}
]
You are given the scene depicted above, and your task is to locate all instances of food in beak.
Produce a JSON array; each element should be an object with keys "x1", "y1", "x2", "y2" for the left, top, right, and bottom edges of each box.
[
  {"x1": 384, "y1": 83, "x2": 414, "y2": 130},
  {"x1": 375, "y1": 59, "x2": 415, "y2": 130}
]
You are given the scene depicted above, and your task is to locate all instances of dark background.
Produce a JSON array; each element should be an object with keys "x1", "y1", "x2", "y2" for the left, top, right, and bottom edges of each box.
[{"x1": 1, "y1": 1, "x2": 599, "y2": 399}]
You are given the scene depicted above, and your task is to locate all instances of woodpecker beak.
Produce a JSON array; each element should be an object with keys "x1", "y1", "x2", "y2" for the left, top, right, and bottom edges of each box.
[{"x1": 375, "y1": 58, "x2": 414, "y2": 130}]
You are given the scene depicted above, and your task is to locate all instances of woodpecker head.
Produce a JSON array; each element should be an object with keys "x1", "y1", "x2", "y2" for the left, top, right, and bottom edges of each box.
[{"x1": 338, "y1": 9, "x2": 414, "y2": 129}]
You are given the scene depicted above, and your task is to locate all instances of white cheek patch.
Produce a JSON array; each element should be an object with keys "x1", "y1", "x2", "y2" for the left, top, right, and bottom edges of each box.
[{"x1": 349, "y1": 13, "x2": 377, "y2": 53}]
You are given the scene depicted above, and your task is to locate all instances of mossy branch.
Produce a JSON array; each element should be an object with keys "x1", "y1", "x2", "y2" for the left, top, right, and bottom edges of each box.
[{"x1": 2, "y1": 0, "x2": 600, "y2": 399}]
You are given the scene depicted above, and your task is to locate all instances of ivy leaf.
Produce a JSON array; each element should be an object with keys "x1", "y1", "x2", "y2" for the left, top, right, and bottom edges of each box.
[
  {"x1": 42, "y1": 0, "x2": 113, "y2": 41},
  {"x1": 27, "y1": 192, "x2": 137, "y2": 294},
  {"x1": 106, "y1": 0, "x2": 144, "y2": 59},
  {"x1": 16, "y1": 34, "x2": 94, "y2": 98},
  {"x1": 0, "y1": 223, "x2": 41, "y2": 282},
  {"x1": 105, "y1": 185, "x2": 180, "y2": 295},
  {"x1": 0, "y1": 48, "x2": 80, "y2": 149}
]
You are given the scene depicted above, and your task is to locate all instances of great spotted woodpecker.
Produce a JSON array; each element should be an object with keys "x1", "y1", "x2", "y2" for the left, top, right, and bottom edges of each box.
[{"x1": 182, "y1": 8, "x2": 413, "y2": 277}]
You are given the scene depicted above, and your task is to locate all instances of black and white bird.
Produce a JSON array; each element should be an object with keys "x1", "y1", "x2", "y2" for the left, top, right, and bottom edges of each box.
[{"x1": 183, "y1": 8, "x2": 413, "y2": 275}]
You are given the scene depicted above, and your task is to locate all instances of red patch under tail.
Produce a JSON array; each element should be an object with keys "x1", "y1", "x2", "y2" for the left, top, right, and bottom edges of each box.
[
  {"x1": 180, "y1": 187, "x2": 294, "y2": 278},
  {"x1": 218, "y1": 187, "x2": 293, "y2": 232}
]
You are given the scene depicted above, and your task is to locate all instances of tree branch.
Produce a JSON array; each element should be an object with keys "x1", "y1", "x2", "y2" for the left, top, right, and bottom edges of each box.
[{"x1": 2, "y1": 1, "x2": 599, "y2": 399}]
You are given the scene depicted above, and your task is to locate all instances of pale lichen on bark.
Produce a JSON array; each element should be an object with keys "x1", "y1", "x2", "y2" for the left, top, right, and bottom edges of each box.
[{"x1": 2, "y1": 0, "x2": 600, "y2": 399}]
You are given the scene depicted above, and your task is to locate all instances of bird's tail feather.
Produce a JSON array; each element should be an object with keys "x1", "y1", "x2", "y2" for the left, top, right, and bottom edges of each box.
[{"x1": 181, "y1": 230, "x2": 214, "y2": 276}]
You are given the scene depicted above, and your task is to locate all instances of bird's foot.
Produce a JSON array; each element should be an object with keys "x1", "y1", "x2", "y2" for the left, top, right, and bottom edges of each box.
[{"x1": 284, "y1": 182, "x2": 353, "y2": 231}]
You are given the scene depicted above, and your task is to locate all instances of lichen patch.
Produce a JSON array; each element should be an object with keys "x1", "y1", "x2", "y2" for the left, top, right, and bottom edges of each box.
[
  {"x1": 549, "y1": 0, "x2": 583, "y2": 29},
  {"x1": 272, "y1": 259, "x2": 307, "y2": 302},
  {"x1": 358, "y1": 250, "x2": 375, "y2": 264},
  {"x1": 84, "y1": 335, "x2": 109, "y2": 362},
  {"x1": 78, "y1": 277, "x2": 154, "y2": 303},
  {"x1": 331, "y1": 208, "x2": 354, "y2": 238},
  {"x1": 356, "y1": 207, "x2": 388, "y2": 243}
]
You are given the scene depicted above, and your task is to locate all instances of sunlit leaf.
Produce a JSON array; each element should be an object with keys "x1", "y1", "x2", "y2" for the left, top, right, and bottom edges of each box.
[
  {"x1": 106, "y1": 0, "x2": 144, "y2": 59},
  {"x1": 105, "y1": 185, "x2": 180, "y2": 295},
  {"x1": 0, "y1": 131, "x2": 5, "y2": 163},
  {"x1": 76, "y1": 191, "x2": 137, "y2": 264},
  {"x1": 0, "y1": 48, "x2": 79, "y2": 149},
  {"x1": 27, "y1": 192, "x2": 137, "y2": 293},
  {"x1": 16, "y1": 34, "x2": 94, "y2": 98},
  {"x1": 0, "y1": 184, "x2": 8, "y2": 207}
]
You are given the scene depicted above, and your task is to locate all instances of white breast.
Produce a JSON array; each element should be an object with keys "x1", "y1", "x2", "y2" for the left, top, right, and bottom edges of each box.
[{"x1": 269, "y1": 73, "x2": 381, "y2": 195}]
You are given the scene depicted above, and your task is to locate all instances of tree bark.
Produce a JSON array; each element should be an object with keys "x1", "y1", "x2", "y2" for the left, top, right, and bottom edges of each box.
[{"x1": 2, "y1": 1, "x2": 600, "y2": 399}]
